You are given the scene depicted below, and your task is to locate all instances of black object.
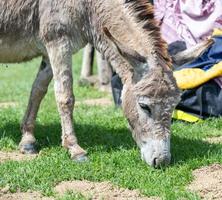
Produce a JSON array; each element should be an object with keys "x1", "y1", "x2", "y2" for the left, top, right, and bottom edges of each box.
[
  {"x1": 111, "y1": 73, "x2": 123, "y2": 106},
  {"x1": 168, "y1": 41, "x2": 187, "y2": 56},
  {"x1": 177, "y1": 80, "x2": 222, "y2": 119},
  {"x1": 149, "y1": 0, "x2": 154, "y2": 5}
]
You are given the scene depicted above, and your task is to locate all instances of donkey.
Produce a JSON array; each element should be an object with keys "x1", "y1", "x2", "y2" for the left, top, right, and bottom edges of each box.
[{"x1": 0, "y1": 0, "x2": 181, "y2": 167}]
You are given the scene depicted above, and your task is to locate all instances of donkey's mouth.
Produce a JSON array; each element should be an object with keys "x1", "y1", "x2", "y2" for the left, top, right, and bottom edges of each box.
[
  {"x1": 152, "y1": 154, "x2": 171, "y2": 168},
  {"x1": 140, "y1": 138, "x2": 171, "y2": 168},
  {"x1": 142, "y1": 152, "x2": 171, "y2": 168}
]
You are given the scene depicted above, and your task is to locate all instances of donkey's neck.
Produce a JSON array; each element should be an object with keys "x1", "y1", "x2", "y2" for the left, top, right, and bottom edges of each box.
[{"x1": 124, "y1": 0, "x2": 172, "y2": 70}]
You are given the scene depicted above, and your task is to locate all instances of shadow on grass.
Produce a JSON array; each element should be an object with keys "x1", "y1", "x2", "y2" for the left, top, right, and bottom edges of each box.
[
  {"x1": 0, "y1": 121, "x2": 221, "y2": 165},
  {"x1": 0, "y1": 121, "x2": 135, "y2": 151}
]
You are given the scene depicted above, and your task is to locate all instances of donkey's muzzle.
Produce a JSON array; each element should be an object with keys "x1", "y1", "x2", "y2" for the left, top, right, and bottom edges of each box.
[
  {"x1": 152, "y1": 154, "x2": 171, "y2": 168},
  {"x1": 141, "y1": 137, "x2": 171, "y2": 168}
]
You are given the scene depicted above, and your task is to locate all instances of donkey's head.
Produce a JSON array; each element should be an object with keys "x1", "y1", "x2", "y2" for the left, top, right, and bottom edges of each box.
[
  {"x1": 104, "y1": 26, "x2": 181, "y2": 167},
  {"x1": 122, "y1": 70, "x2": 180, "y2": 168}
]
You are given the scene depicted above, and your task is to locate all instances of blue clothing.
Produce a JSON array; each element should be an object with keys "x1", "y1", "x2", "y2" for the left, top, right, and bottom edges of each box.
[{"x1": 181, "y1": 36, "x2": 222, "y2": 70}]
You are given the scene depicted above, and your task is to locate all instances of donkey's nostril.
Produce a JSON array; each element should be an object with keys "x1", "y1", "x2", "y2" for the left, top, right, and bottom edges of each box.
[
  {"x1": 153, "y1": 157, "x2": 157, "y2": 168},
  {"x1": 152, "y1": 156, "x2": 171, "y2": 168}
]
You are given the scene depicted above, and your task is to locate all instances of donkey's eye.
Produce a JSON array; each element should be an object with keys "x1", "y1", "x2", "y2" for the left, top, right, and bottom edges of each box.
[
  {"x1": 139, "y1": 103, "x2": 152, "y2": 115},
  {"x1": 142, "y1": 140, "x2": 147, "y2": 145}
]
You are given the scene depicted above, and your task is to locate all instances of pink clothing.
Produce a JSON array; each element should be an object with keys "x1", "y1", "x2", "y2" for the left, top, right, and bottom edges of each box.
[
  {"x1": 154, "y1": 0, "x2": 222, "y2": 87},
  {"x1": 154, "y1": 0, "x2": 222, "y2": 47}
]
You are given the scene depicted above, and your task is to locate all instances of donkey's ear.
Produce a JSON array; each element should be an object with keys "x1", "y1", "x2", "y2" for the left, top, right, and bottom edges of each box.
[
  {"x1": 103, "y1": 27, "x2": 147, "y2": 64},
  {"x1": 172, "y1": 39, "x2": 214, "y2": 66}
]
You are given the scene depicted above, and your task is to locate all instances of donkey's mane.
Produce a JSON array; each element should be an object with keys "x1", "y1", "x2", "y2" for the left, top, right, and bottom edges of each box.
[{"x1": 125, "y1": 0, "x2": 172, "y2": 69}]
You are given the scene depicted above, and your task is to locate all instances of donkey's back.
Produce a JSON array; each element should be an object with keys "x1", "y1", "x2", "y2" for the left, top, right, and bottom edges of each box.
[
  {"x1": 0, "y1": 0, "x2": 40, "y2": 63},
  {"x1": 0, "y1": 0, "x2": 88, "y2": 63}
]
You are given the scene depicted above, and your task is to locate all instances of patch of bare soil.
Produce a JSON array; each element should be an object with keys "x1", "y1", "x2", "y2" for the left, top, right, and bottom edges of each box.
[
  {"x1": 0, "y1": 102, "x2": 17, "y2": 108},
  {"x1": 188, "y1": 164, "x2": 222, "y2": 199},
  {"x1": 204, "y1": 136, "x2": 222, "y2": 144},
  {"x1": 0, "y1": 191, "x2": 53, "y2": 200},
  {"x1": 55, "y1": 180, "x2": 159, "y2": 200},
  {"x1": 76, "y1": 98, "x2": 113, "y2": 107},
  {"x1": 0, "y1": 151, "x2": 37, "y2": 163}
]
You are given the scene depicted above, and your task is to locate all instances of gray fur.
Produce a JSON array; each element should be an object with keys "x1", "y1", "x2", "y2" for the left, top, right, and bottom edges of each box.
[{"x1": 0, "y1": 0, "x2": 180, "y2": 167}]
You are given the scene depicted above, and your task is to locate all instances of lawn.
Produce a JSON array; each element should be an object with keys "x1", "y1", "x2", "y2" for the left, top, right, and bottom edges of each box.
[{"x1": 0, "y1": 52, "x2": 222, "y2": 200}]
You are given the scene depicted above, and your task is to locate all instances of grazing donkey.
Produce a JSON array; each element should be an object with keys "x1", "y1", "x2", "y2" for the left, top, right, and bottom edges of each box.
[{"x1": 0, "y1": 0, "x2": 181, "y2": 167}]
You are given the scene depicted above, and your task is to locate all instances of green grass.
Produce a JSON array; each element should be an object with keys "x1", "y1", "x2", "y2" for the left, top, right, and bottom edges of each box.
[
  {"x1": 0, "y1": 52, "x2": 222, "y2": 200},
  {"x1": 56, "y1": 191, "x2": 86, "y2": 200}
]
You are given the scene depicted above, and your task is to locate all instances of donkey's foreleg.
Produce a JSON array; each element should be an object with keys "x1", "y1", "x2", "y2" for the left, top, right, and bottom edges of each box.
[
  {"x1": 46, "y1": 39, "x2": 87, "y2": 162},
  {"x1": 20, "y1": 58, "x2": 53, "y2": 154}
]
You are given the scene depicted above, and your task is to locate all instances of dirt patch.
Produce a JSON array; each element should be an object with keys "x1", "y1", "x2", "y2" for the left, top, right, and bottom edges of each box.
[
  {"x1": 0, "y1": 191, "x2": 53, "y2": 200},
  {"x1": 204, "y1": 136, "x2": 222, "y2": 144},
  {"x1": 0, "y1": 102, "x2": 17, "y2": 108},
  {"x1": 188, "y1": 164, "x2": 222, "y2": 199},
  {"x1": 76, "y1": 98, "x2": 113, "y2": 107},
  {"x1": 55, "y1": 180, "x2": 159, "y2": 200},
  {"x1": 0, "y1": 151, "x2": 37, "y2": 163}
]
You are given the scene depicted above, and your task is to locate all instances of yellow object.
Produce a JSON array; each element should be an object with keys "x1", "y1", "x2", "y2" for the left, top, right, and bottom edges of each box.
[
  {"x1": 213, "y1": 28, "x2": 222, "y2": 36},
  {"x1": 174, "y1": 61, "x2": 222, "y2": 89},
  {"x1": 172, "y1": 110, "x2": 202, "y2": 122}
]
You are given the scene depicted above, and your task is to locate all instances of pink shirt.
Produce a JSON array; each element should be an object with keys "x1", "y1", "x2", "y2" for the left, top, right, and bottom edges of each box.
[{"x1": 154, "y1": 0, "x2": 222, "y2": 47}]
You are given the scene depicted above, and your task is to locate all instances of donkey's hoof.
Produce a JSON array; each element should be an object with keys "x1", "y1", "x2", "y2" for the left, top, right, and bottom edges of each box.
[
  {"x1": 20, "y1": 143, "x2": 37, "y2": 154},
  {"x1": 74, "y1": 154, "x2": 88, "y2": 162}
]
